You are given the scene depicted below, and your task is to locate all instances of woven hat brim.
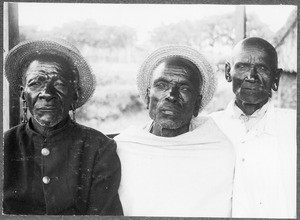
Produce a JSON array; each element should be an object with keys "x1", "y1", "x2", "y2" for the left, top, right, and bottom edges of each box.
[
  {"x1": 137, "y1": 45, "x2": 217, "y2": 113},
  {"x1": 4, "y1": 39, "x2": 96, "y2": 109}
]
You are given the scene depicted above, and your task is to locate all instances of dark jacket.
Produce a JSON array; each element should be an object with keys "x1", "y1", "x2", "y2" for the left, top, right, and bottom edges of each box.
[{"x1": 3, "y1": 117, "x2": 123, "y2": 215}]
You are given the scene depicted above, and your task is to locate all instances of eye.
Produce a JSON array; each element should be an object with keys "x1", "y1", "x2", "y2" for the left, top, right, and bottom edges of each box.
[
  {"x1": 155, "y1": 81, "x2": 168, "y2": 90},
  {"x1": 257, "y1": 66, "x2": 268, "y2": 72},
  {"x1": 180, "y1": 85, "x2": 191, "y2": 92},
  {"x1": 237, "y1": 64, "x2": 246, "y2": 69},
  {"x1": 53, "y1": 79, "x2": 69, "y2": 93},
  {"x1": 27, "y1": 81, "x2": 42, "y2": 88},
  {"x1": 54, "y1": 81, "x2": 66, "y2": 88}
]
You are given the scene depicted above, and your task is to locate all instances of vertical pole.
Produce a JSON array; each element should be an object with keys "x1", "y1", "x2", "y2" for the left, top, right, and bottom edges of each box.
[
  {"x1": 235, "y1": 5, "x2": 246, "y2": 44},
  {"x1": 5, "y1": 3, "x2": 20, "y2": 129},
  {"x1": 2, "y1": 2, "x2": 9, "y2": 131},
  {"x1": 3, "y1": 3, "x2": 10, "y2": 132}
]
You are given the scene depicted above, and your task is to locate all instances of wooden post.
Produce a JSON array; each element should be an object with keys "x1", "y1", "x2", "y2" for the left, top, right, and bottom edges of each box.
[
  {"x1": 3, "y1": 2, "x2": 20, "y2": 130},
  {"x1": 235, "y1": 5, "x2": 246, "y2": 44}
]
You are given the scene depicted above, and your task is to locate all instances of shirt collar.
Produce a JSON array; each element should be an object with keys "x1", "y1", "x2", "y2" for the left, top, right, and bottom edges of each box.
[
  {"x1": 225, "y1": 98, "x2": 277, "y2": 135},
  {"x1": 225, "y1": 98, "x2": 271, "y2": 118},
  {"x1": 26, "y1": 116, "x2": 75, "y2": 141}
]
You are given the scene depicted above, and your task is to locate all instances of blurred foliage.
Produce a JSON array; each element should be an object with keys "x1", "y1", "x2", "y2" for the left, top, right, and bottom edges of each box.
[
  {"x1": 246, "y1": 13, "x2": 274, "y2": 41},
  {"x1": 55, "y1": 20, "x2": 137, "y2": 49},
  {"x1": 150, "y1": 14, "x2": 236, "y2": 49},
  {"x1": 20, "y1": 19, "x2": 137, "y2": 50},
  {"x1": 150, "y1": 13, "x2": 275, "y2": 49},
  {"x1": 272, "y1": 72, "x2": 297, "y2": 109},
  {"x1": 19, "y1": 12, "x2": 296, "y2": 133}
]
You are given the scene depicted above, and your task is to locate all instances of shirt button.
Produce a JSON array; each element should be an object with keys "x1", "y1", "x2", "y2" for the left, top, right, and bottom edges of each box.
[
  {"x1": 41, "y1": 148, "x2": 50, "y2": 156},
  {"x1": 42, "y1": 176, "x2": 50, "y2": 184},
  {"x1": 242, "y1": 158, "x2": 246, "y2": 162}
]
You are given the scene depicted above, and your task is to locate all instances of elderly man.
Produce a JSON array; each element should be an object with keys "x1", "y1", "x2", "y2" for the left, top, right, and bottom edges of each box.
[
  {"x1": 3, "y1": 39, "x2": 123, "y2": 215},
  {"x1": 210, "y1": 37, "x2": 296, "y2": 218},
  {"x1": 115, "y1": 45, "x2": 235, "y2": 217}
]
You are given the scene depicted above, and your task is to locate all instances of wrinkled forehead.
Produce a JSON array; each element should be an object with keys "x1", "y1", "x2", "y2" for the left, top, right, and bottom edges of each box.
[
  {"x1": 232, "y1": 40, "x2": 278, "y2": 69},
  {"x1": 151, "y1": 57, "x2": 201, "y2": 84},
  {"x1": 23, "y1": 56, "x2": 76, "y2": 83}
]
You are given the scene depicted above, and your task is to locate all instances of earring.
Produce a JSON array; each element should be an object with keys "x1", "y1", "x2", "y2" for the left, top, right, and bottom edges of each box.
[
  {"x1": 22, "y1": 100, "x2": 28, "y2": 123},
  {"x1": 146, "y1": 87, "x2": 150, "y2": 109},
  {"x1": 71, "y1": 104, "x2": 76, "y2": 122},
  {"x1": 225, "y1": 74, "x2": 232, "y2": 81},
  {"x1": 273, "y1": 83, "x2": 278, "y2": 91}
]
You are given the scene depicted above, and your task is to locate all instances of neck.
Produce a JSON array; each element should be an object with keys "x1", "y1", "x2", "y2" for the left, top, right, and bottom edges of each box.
[
  {"x1": 31, "y1": 117, "x2": 69, "y2": 136},
  {"x1": 151, "y1": 121, "x2": 189, "y2": 137},
  {"x1": 235, "y1": 98, "x2": 268, "y2": 116}
]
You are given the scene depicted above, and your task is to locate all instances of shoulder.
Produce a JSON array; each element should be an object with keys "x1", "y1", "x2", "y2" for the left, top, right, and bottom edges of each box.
[
  {"x1": 209, "y1": 109, "x2": 226, "y2": 119},
  {"x1": 192, "y1": 116, "x2": 233, "y2": 143},
  {"x1": 72, "y1": 122, "x2": 105, "y2": 135},
  {"x1": 272, "y1": 107, "x2": 296, "y2": 122},
  {"x1": 4, "y1": 123, "x2": 26, "y2": 140},
  {"x1": 72, "y1": 121, "x2": 116, "y2": 148},
  {"x1": 115, "y1": 122, "x2": 150, "y2": 141},
  {"x1": 273, "y1": 107, "x2": 296, "y2": 117},
  {"x1": 208, "y1": 110, "x2": 230, "y2": 131},
  {"x1": 4, "y1": 124, "x2": 28, "y2": 155},
  {"x1": 199, "y1": 116, "x2": 229, "y2": 136}
]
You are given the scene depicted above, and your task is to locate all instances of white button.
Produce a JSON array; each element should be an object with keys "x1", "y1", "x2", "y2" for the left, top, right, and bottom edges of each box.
[
  {"x1": 42, "y1": 176, "x2": 50, "y2": 184},
  {"x1": 41, "y1": 148, "x2": 50, "y2": 156},
  {"x1": 242, "y1": 158, "x2": 246, "y2": 162}
]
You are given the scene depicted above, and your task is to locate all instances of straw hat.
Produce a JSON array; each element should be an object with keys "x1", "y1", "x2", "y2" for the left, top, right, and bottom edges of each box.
[
  {"x1": 137, "y1": 45, "x2": 217, "y2": 113},
  {"x1": 4, "y1": 38, "x2": 96, "y2": 109}
]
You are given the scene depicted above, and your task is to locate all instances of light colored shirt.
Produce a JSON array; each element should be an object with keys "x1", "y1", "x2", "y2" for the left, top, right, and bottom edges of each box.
[
  {"x1": 210, "y1": 99, "x2": 296, "y2": 218},
  {"x1": 115, "y1": 116, "x2": 235, "y2": 217}
]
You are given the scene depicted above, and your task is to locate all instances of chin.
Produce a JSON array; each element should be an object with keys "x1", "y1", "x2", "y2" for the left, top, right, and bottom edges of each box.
[
  {"x1": 238, "y1": 92, "x2": 268, "y2": 104},
  {"x1": 157, "y1": 119, "x2": 187, "y2": 130},
  {"x1": 35, "y1": 116, "x2": 64, "y2": 127},
  {"x1": 240, "y1": 97, "x2": 269, "y2": 105}
]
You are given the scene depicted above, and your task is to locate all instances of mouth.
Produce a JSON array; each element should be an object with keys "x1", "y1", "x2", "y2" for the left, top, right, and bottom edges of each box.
[
  {"x1": 161, "y1": 110, "x2": 176, "y2": 116},
  {"x1": 36, "y1": 107, "x2": 57, "y2": 111},
  {"x1": 160, "y1": 106, "x2": 182, "y2": 116},
  {"x1": 242, "y1": 87, "x2": 257, "y2": 91},
  {"x1": 242, "y1": 81, "x2": 263, "y2": 89}
]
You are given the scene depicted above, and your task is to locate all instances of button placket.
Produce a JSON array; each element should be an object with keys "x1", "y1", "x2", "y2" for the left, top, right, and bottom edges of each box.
[{"x1": 41, "y1": 138, "x2": 50, "y2": 185}]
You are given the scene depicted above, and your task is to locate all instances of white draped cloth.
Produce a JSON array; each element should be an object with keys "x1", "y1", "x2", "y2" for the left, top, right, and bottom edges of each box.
[
  {"x1": 210, "y1": 99, "x2": 297, "y2": 218},
  {"x1": 115, "y1": 117, "x2": 235, "y2": 217}
]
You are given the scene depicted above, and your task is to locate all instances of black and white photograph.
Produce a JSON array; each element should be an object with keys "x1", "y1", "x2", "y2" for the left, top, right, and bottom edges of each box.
[{"x1": 2, "y1": 1, "x2": 298, "y2": 218}]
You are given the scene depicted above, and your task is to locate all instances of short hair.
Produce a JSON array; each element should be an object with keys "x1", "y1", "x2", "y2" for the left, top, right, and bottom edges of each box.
[{"x1": 235, "y1": 37, "x2": 278, "y2": 70}]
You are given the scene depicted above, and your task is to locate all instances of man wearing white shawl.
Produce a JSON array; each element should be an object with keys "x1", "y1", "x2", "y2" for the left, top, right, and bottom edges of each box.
[{"x1": 115, "y1": 45, "x2": 235, "y2": 217}]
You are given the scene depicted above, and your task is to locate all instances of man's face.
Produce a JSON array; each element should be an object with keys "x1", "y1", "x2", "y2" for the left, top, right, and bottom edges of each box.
[
  {"x1": 23, "y1": 59, "x2": 76, "y2": 127},
  {"x1": 148, "y1": 63, "x2": 200, "y2": 130},
  {"x1": 230, "y1": 44, "x2": 276, "y2": 105}
]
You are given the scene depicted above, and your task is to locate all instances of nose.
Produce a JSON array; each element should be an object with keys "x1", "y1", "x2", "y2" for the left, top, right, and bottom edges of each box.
[
  {"x1": 39, "y1": 82, "x2": 55, "y2": 100},
  {"x1": 246, "y1": 66, "x2": 258, "y2": 81},
  {"x1": 165, "y1": 85, "x2": 180, "y2": 103}
]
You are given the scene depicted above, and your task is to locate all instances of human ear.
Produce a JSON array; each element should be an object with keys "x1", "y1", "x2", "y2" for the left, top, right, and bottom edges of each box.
[
  {"x1": 193, "y1": 94, "x2": 202, "y2": 117},
  {"x1": 225, "y1": 62, "x2": 232, "y2": 82},
  {"x1": 272, "y1": 68, "x2": 282, "y2": 91},
  {"x1": 20, "y1": 86, "x2": 26, "y2": 100},
  {"x1": 146, "y1": 87, "x2": 150, "y2": 109},
  {"x1": 69, "y1": 86, "x2": 80, "y2": 110},
  {"x1": 73, "y1": 88, "x2": 79, "y2": 102}
]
